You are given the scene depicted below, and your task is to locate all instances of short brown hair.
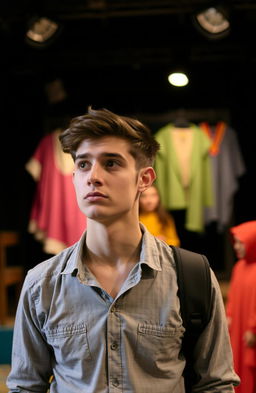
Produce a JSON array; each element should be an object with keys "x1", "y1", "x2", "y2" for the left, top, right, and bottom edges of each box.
[{"x1": 59, "y1": 107, "x2": 160, "y2": 168}]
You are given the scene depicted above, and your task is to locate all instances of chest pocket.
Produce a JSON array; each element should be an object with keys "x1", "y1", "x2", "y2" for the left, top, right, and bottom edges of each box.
[
  {"x1": 136, "y1": 323, "x2": 185, "y2": 377},
  {"x1": 44, "y1": 322, "x2": 92, "y2": 363}
]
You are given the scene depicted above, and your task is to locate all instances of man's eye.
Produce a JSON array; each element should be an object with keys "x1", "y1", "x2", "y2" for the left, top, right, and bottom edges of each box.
[
  {"x1": 105, "y1": 160, "x2": 118, "y2": 168},
  {"x1": 78, "y1": 161, "x2": 90, "y2": 169}
]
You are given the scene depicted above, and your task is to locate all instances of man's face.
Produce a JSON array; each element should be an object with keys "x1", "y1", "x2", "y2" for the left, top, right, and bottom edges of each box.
[
  {"x1": 233, "y1": 236, "x2": 246, "y2": 259},
  {"x1": 73, "y1": 136, "x2": 146, "y2": 224}
]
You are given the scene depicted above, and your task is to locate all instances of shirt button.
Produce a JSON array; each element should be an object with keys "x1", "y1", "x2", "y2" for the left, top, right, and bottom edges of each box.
[
  {"x1": 111, "y1": 341, "x2": 118, "y2": 350},
  {"x1": 112, "y1": 378, "x2": 119, "y2": 387}
]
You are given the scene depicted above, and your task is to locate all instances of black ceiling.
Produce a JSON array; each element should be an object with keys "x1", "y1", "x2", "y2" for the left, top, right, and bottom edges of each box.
[{"x1": 1, "y1": 0, "x2": 256, "y2": 114}]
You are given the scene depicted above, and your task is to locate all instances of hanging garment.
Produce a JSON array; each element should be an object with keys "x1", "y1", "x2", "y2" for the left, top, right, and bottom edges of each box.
[
  {"x1": 25, "y1": 129, "x2": 86, "y2": 254},
  {"x1": 154, "y1": 123, "x2": 213, "y2": 233},
  {"x1": 200, "y1": 122, "x2": 246, "y2": 231},
  {"x1": 226, "y1": 221, "x2": 256, "y2": 393},
  {"x1": 139, "y1": 211, "x2": 180, "y2": 246}
]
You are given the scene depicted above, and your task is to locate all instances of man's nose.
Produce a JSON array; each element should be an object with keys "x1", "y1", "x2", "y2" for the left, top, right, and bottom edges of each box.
[{"x1": 87, "y1": 163, "x2": 102, "y2": 186}]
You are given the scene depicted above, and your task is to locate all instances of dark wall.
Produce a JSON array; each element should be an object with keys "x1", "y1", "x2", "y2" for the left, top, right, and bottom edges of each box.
[{"x1": 1, "y1": 5, "x2": 256, "y2": 276}]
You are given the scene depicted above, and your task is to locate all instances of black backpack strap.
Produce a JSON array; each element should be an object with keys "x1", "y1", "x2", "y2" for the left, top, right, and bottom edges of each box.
[
  {"x1": 170, "y1": 246, "x2": 212, "y2": 392},
  {"x1": 171, "y1": 246, "x2": 212, "y2": 332}
]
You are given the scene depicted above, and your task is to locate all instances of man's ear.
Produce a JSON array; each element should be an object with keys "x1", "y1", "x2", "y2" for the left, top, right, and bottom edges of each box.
[{"x1": 138, "y1": 167, "x2": 156, "y2": 192}]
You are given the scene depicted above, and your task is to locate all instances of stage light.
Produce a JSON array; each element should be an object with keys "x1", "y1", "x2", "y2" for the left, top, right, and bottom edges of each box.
[
  {"x1": 25, "y1": 17, "x2": 61, "y2": 48},
  {"x1": 192, "y1": 5, "x2": 230, "y2": 39},
  {"x1": 168, "y1": 72, "x2": 189, "y2": 87}
]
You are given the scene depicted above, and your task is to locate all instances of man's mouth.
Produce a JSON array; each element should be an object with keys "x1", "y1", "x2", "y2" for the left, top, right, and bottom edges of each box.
[{"x1": 85, "y1": 192, "x2": 107, "y2": 201}]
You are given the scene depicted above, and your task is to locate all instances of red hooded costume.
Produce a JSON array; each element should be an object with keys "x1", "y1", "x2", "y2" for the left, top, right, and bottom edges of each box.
[{"x1": 226, "y1": 221, "x2": 256, "y2": 393}]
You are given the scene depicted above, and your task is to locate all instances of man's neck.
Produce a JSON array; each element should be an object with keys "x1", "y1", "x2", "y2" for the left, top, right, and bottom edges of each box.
[
  {"x1": 84, "y1": 218, "x2": 143, "y2": 266},
  {"x1": 83, "y1": 219, "x2": 143, "y2": 298}
]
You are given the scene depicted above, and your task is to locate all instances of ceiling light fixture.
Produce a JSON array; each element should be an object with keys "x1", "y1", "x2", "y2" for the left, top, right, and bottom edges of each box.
[
  {"x1": 25, "y1": 17, "x2": 61, "y2": 48},
  {"x1": 168, "y1": 72, "x2": 189, "y2": 87},
  {"x1": 192, "y1": 5, "x2": 230, "y2": 39}
]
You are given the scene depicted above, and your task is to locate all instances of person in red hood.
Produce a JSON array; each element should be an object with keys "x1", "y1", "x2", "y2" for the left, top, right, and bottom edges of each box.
[{"x1": 226, "y1": 220, "x2": 256, "y2": 393}]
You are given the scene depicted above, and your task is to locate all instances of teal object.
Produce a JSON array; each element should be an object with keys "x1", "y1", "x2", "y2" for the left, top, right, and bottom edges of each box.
[{"x1": 0, "y1": 327, "x2": 13, "y2": 364}]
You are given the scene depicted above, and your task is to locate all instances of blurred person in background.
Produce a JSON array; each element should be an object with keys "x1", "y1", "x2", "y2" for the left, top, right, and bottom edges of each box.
[
  {"x1": 139, "y1": 184, "x2": 180, "y2": 246},
  {"x1": 226, "y1": 220, "x2": 256, "y2": 393}
]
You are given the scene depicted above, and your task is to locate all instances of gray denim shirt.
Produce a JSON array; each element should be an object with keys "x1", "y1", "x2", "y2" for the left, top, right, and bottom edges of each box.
[{"x1": 7, "y1": 225, "x2": 239, "y2": 392}]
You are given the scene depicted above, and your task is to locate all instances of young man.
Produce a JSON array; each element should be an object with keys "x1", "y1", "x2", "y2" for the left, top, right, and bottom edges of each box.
[{"x1": 7, "y1": 107, "x2": 239, "y2": 392}]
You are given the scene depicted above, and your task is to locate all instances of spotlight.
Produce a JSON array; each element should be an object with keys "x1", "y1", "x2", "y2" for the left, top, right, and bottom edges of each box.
[
  {"x1": 25, "y1": 17, "x2": 61, "y2": 48},
  {"x1": 192, "y1": 5, "x2": 230, "y2": 39},
  {"x1": 168, "y1": 72, "x2": 189, "y2": 87}
]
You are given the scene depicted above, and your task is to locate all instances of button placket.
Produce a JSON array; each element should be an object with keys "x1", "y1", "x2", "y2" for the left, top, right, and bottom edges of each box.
[
  {"x1": 107, "y1": 302, "x2": 122, "y2": 391},
  {"x1": 110, "y1": 341, "x2": 118, "y2": 350}
]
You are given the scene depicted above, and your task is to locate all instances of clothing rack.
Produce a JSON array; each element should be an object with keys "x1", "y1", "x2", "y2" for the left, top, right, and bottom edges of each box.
[{"x1": 135, "y1": 107, "x2": 231, "y2": 129}]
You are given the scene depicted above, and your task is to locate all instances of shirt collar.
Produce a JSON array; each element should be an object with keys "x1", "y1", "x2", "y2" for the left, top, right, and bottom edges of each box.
[
  {"x1": 61, "y1": 230, "x2": 87, "y2": 276},
  {"x1": 61, "y1": 223, "x2": 162, "y2": 277},
  {"x1": 139, "y1": 223, "x2": 162, "y2": 272}
]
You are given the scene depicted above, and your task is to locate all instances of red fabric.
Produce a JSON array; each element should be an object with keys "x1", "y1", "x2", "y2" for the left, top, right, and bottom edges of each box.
[
  {"x1": 226, "y1": 221, "x2": 256, "y2": 393},
  {"x1": 29, "y1": 133, "x2": 86, "y2": 252}
]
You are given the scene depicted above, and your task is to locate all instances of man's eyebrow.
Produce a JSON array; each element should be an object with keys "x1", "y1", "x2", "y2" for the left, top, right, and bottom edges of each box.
[{"x1": 74, "y1": 152, "x2": 125, "y2": 161}]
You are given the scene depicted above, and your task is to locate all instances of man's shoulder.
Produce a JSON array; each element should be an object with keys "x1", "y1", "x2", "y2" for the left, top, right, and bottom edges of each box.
[{"x1": 25, "y1": 243, "x2": 77, "y2": 288}]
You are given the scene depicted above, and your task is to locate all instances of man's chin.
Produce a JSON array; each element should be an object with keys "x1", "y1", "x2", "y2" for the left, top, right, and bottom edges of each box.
[
  {"x1": 85, "y1": 211, "x2": 127, "y2": 227},
  {"x1": 83, "y1": 208, "x2": 110, "y2": 223}
]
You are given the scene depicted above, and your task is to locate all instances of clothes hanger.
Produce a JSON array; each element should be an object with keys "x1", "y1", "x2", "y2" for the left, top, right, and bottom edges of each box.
[{"x1": 173, "y1": 108, "x2": 190, "y2": 128}]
